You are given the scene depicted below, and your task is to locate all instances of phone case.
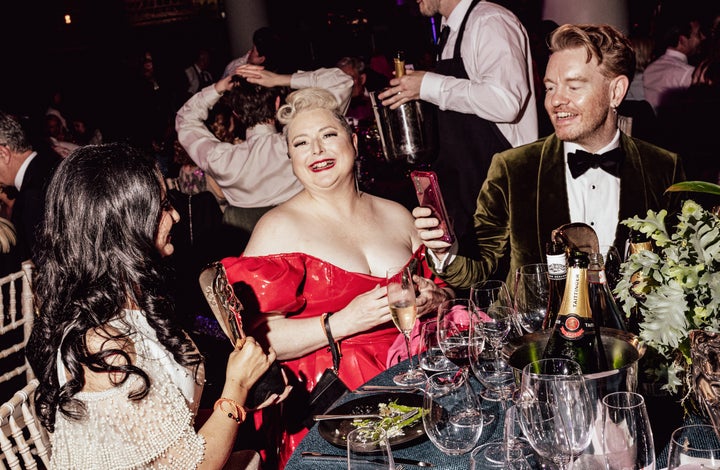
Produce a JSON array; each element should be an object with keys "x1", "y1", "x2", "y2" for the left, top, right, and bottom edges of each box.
[{"x1": 410, "y1": 170, "x2": 456, "y2": 244}]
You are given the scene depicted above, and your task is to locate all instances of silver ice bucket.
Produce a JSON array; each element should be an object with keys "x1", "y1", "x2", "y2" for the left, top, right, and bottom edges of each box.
[
  {"x1": 369, "y1": 91, "x2": 437, "y2": 164},
  {"x1": 504, "y1": 328, "x2": 646, "y2": 468}
]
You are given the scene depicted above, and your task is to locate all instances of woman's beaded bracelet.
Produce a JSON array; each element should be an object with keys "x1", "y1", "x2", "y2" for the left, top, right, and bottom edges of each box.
[{"x1": 214, "y1": 397, "x2": 247, "y2": 424}]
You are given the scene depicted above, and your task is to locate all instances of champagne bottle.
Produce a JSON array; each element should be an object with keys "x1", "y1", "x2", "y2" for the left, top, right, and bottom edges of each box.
[
  {"x1": 626, "y1": 230, "x2": 654, "y2": 335},
  {"x1": 588, "y1": 252, "x2": 627, "y2": 332},
  {"x1": 542, "y1": 239, "x2": 567, "y2": 330},
  {"x1": 394, "y1": 51, "x2": 406, "y2": 78},
  {"x1": 542, "y1": 251, "x2": 604, "y2": 373}
]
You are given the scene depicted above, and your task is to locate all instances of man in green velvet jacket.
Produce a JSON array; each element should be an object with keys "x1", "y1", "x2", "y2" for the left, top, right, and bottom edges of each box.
[{"x1": 414, "y1": 24, "x2": 686, "y2": 290}]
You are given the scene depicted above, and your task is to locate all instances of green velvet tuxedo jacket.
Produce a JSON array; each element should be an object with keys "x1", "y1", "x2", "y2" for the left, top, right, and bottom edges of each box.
[{"x1": 434, "y1": 132, "x2": 686, "y2": 289}]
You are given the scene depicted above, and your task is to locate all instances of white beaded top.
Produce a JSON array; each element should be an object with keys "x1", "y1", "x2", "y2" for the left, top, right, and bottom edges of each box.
[{"x1": 51, "y1": 309, "x2": 207, "y2": 469}]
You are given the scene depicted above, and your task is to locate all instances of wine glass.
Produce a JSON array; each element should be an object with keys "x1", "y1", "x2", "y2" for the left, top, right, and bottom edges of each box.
[
  {"x1": 514, "y1": 263, "x2": 550, "y2": 333},
  {"x1": 601, "y1": 391, "x2": 655, "y2": 470},
  {"x1": 418, "y1": 319, "x2": 456, "y2": 375},
  {"x1": 347, "y1": 425, "x2": 395, "y2": 469},
  {"x1": 386, "y1": 265, "x2": 426, "y2": 386},
  {"x1": 470, "y1": 305, "x2": 516, "y2": 404},
  {"x1": 470, "y1": 280, "x2": 519, "y2": 335},
  {"x1": 470, "y1": 443, "x2": 533, "y2": 469},
  {"x1": 436, "y1": 298, "x2": 477, "y2": 376},
  {"x1": 517, "y1": 358, "x2": 595, "y2": 470},
  {"x1": 667, "y1": 424, "x2": 720, "y2": 469},
  {"x1": 423, "y1": 370, "x2": 483, "y2": 455}
]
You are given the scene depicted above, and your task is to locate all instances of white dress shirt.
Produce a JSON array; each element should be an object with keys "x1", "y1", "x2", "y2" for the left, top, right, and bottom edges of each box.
[
  {"x1": 565, "y1": 130, "x2": 622, "y2": 250},
  {"x1": 419, "y1": 0, "x2": 538, "y2": 148},
  {"x1": 176, "y1": 68, "x2": 352, "y2": 208},
  {"x1": 643, "y1": 48, "x2": 694, "y2": 111}
]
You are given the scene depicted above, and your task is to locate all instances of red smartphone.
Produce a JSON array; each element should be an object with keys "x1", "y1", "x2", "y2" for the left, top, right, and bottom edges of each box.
[{"x1": 410, "y1": 170, "x2": 456, "y2": 245}]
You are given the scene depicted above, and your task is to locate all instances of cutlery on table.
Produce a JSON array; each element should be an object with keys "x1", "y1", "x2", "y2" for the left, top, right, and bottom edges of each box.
[
  {"x1": 353, "y1": 385, "x2": 423, "y2": 393},
  {"x1": 301, "y1": 451, "x2": 433, "y2": 467},
  {"x1": 313, "y1": 408, "x2": 419, "y2": 422}
]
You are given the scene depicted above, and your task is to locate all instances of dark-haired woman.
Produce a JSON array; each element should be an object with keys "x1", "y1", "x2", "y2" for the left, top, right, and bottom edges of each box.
[{"x1": 26, "y1": 143, "x2": 287, "y2": 469}]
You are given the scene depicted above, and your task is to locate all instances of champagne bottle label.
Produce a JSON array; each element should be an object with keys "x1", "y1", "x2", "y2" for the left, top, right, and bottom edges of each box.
[
  {"x1": 547, "y1": 253, "x2": 567, "y2": 281},
  {"x1": 553, "y1": 266, "x2": 595, "y2": 341}
]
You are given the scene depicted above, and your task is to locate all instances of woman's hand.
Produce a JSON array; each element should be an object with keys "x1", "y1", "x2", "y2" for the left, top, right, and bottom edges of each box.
[
  {"x1": 224, "y1": 336, "x2": 275, "y2": 393},
  {"x1": 414, "y1": 275, "x2": 453, "y2": 317},
  {"x1": 333, "y1": 285, "x2": 391, "y2": 338}
]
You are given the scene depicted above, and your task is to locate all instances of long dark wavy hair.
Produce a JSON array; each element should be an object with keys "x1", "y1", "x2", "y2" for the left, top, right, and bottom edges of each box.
[{"x1": 26, "y1": 142, "x2": 203, "y2": 432}]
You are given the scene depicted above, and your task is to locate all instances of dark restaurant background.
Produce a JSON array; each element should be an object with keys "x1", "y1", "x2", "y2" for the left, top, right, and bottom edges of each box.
[{"x1": 0, "y1": 0, "x2": 711, "y2": 136}]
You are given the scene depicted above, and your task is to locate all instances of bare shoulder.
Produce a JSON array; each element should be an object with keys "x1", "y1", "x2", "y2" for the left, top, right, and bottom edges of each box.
[
  {"x1": 368, "y1": 194, "x2": 415, "y2": 224},
  {"x1": 244, "y1": 201, "x2": 306, "y2": 256}
]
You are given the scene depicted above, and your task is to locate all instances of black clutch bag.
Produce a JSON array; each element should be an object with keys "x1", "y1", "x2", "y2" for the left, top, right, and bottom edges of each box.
[{"x1": 199, "y1": 261, "x2": 286, "y2": 409}]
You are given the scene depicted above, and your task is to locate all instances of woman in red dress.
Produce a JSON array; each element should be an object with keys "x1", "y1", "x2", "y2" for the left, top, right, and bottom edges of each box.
[{"x1": 221, "y1": 86, "x2": 452, "y2": 468}]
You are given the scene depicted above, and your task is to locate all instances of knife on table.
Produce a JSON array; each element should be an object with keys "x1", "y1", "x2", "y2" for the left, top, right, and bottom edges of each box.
[{"x1": 301, "y1": 451, "x2": 433, "y2": 467}]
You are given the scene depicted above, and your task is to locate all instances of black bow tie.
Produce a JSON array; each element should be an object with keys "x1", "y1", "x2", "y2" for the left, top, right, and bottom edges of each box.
[{"x1": 567, "y1": 147, "x2": 624, "y2": 179}]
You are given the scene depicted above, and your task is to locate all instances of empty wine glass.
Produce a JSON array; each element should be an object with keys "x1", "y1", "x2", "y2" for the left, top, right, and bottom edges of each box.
[
  {"x1": 601, "y1": 391, "x2": 655, "y2": 470},
  {"x1": 387, "y1": 265, "x2": 426, "y2": 386},
  {"x1": 668, "y1": 424, "x2": 720, "y2": 469},
  {"x1": 418, "y1": 319, "x2": 456, "y2": 375},
  {"x1": 347, "y1": 425, "x2": 395, "y2": 469},
  {"x1": 470, "y1": 305, "x2": 516, "y2": 403},
  {"x1": 517, "y1": 358, "x2": 595, "y2": 470},
  {"x1": 423, "y1": 370, "x2": 483, "y2": 455},
  {"x1": 514, "y1": 263, "x2": 550, "y2": 333},
  {"x1": 470, "y1": 279, "x2": 521, "y2": 336}
]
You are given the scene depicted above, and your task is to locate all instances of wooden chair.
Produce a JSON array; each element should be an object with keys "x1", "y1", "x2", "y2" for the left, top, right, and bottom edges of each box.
[
  {"x1": 0, "y1": 379, "x2": 51, "y2": 469},
  {"x1": 0, "y1": 261, "x2": 35, "y2": 388}
]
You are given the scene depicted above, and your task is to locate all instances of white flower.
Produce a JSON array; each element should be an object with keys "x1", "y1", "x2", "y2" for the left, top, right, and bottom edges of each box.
[{"x1": 616, "y1": 200, "x2": 720, "y2": 394}]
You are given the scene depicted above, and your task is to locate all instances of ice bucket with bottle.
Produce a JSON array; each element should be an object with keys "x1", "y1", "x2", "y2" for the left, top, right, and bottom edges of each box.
[
  {"x1": 369, "y1": 91, "x2": 437, "y2": 165},
  {"x1": 505, "y1": 327, "x2": 646, "y2": 468}
]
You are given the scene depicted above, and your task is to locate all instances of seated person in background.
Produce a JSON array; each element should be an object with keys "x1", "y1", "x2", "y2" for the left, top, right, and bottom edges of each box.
[
  {"x1": 414, "y1": 24, "x2": 686, "y2": 290},
  {"x1": 26, "y1": 143, "x2": 288, "y2": 469},
  {"x1": 336, "y1": 55, "x2": 379, "y2": 123},
  {"x1": 221, "y1": 87, "x2": 453, "y2": 467},
  {"x1": 175, "y1": 63, "x2": 352, "y2": 247}
]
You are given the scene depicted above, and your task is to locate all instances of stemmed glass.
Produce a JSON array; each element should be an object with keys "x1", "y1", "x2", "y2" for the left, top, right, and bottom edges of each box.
[
  {"x1": 667, "y1": 424, "x2": 720, "y2": 469},
  {"x1": 423, "y1": 370, "x2": 483, "y2": 456},
  {"x1": 601, "y1": 391, "x2": 655, "y2": 470},
  {"x1": 436, "y1": 298, "x2": 477, "y2": 376},
  {"x1": 347, "y1": 425, "x2": 395, "y2": 469},
  {"x1": 513, "y1": 263, "x2": 550, "y2": 333},
  {"x1": 386, "y1": 265, "x2": 426, "y2": 386},
  {"x1": 470, "y1": 280, "x2": 518, "y2": 335},
  {"x1": 516, "y1": 358, "x2": 595, "y2": 470}
]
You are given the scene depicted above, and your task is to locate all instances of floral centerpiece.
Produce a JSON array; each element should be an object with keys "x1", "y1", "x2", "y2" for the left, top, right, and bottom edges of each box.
[{"x1": 615, "y1": 182, "x2": 720, "y2": 400}]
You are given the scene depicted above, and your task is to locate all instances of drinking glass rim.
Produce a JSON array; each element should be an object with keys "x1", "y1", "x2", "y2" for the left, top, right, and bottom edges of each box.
[
  {"x1": 602, "y1": 390, "x2": 645, "y2": 409},
  {"x1": 670, "y1": 424, "x2": 720, "y2": 451}
]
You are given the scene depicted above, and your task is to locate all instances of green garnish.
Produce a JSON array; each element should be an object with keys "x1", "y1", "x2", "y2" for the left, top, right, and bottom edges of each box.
[{"x1": 350, "y1": 400, "x2": 423, "y2": 440}]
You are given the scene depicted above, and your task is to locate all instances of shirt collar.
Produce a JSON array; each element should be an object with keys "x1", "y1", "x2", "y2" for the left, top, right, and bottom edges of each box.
[
  {"x1": 563, "y1": 130, "x2": 621, "y2": 163},
  {"x1": 664, "y1": 48, "x2": 689, "y2": 63},
  {"x1": 15, "y1": 151, "x2": 37, "y2": 190},
  {"x1": 443, "y1": 0, "x2": 473, "y2": 31}
]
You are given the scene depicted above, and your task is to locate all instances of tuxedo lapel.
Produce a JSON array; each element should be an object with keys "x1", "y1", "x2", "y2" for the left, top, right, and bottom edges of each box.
[
  {"x1": 536, "y1": 135, "x2": 571, "y2": 252},
  {"x1": 615, "y1": 134, "x2": 648, "y2": 247}
]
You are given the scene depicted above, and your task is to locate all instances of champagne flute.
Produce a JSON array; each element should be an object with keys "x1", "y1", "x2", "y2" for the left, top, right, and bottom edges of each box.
[
  {"x1": 386, "y1": 265, "x2": 426, "y2": 386},
  {"x1": 517, "y1": 358, "x2": 595, "y2": 470},
  {"x1": 347, "y1": 425, "x2": 395, "y2": 469},
  {"x1": 601, "y1": 391, "x2": 655, "y2": 470},
  {"x1": 514, "y1": 263, "x2": 551, "y2": 333},
  {"x1": 668, "y1": 424, "x2": 720, "y2": 469}
]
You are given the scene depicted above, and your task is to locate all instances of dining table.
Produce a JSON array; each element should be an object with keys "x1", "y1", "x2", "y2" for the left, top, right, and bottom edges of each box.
[{"x1": 284, "y1": 357, "x2": 705, "y2": 469}]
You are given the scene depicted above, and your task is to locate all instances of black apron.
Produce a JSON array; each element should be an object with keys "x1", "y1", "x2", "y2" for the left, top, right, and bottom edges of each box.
[{"x1": 433, "y1": 0, "x2": 512, "y2": 241}]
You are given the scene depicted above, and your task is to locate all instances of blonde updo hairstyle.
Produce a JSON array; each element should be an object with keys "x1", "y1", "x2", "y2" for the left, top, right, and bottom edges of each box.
[{"x1": 277, "y1": 87, "x2": 354, "y2": 140}]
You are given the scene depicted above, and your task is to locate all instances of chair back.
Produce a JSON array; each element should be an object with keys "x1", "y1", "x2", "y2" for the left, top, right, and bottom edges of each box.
[
  {"x1": 0, "y1": 261, "x2": 35, "y2": 387},
  {"x1": 0, "y1": 379, "x2": 51, "y2": 469}
]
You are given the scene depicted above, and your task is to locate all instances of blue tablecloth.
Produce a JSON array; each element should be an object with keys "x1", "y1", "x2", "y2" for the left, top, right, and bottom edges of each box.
[
  {"x1": 285, "y1": 361, "x2": 504, "y2": 469},
  {"x1": 284, "y1": 358, "x2": 705, "y2": 469}
]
